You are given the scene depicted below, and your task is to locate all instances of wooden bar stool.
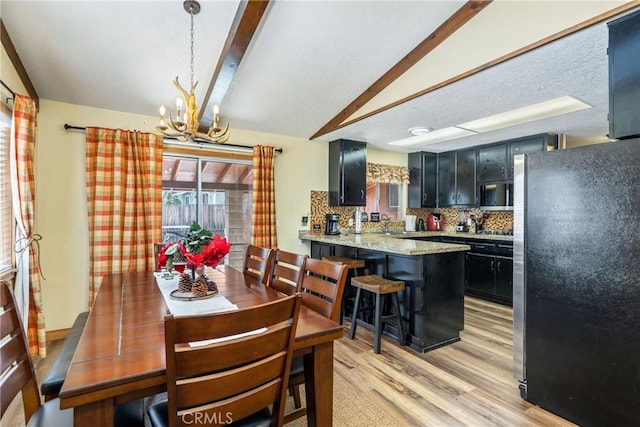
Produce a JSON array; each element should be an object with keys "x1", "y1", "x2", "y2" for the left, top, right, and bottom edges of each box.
[
  {"x1": 322, "y1": 256, "x2": 365, "y2": 324},
  {"x1": 349, "y1": 274, "x2": 406, "y2": 354}
]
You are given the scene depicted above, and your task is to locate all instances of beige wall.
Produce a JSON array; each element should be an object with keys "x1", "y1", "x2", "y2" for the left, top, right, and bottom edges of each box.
[
  {"x1": 1, "y1": 45, "x2": 28, "y2": 96},
  {"x1": 34, "y1": 100, "x2": 332, "y2": 330}
]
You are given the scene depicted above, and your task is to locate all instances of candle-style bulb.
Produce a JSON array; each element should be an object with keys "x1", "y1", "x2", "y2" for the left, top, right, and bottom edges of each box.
[
  {"x1": 159, "y1": 105, "x2": 166, "y2": 116},
  {"x1": 213, "y1": 105, "x2": 219, "y2": 116},
  {"x1": 176, "y1": 97, "x2": 183, "y2": 108}
]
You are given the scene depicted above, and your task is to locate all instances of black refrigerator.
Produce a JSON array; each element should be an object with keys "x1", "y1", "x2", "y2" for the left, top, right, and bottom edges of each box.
[{"x1": 513, "y1": 138, "x2": 640, "y2": 426}]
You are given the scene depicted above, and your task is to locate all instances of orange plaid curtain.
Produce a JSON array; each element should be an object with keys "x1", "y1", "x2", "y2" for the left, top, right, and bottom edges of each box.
[
  {"x1": 86, "y1": 127, "x2": 163, "y2": 305},
  {"x1": 251, "y1": 145, "x2": 277, "y2": 248},
  {"x1": 11, "y1": 94, "x2": 46, "y2": 356}
]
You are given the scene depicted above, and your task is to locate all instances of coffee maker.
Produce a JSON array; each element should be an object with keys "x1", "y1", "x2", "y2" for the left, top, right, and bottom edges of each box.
[{"x1": 325, "y1": 213, "x2": 340, "y2": 235}]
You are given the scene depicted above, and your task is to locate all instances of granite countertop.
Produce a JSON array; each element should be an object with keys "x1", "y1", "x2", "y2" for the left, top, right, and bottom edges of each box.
[
  {"x1": 390, "y1": 230, "x2": 514, "y2": 242},
  {"x1": 298, "y1": 231, "x2": 471, "y2": 256}
]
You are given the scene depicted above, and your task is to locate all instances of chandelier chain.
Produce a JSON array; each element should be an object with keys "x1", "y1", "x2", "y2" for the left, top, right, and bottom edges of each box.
[{"x1": 189, "y1": 8, "x2": 195, "y2": 89}]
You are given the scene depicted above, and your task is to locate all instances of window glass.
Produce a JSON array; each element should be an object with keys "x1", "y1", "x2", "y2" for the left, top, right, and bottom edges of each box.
[
  {"x1": 0, "y1": 104, "x2": 12, "y2": 274},
  {"x1": 162, "y1": 155, "x2": 253, "y2": 270},
  {"x1": 365, "y1": 181, "x2": 403, "y2": 221}
]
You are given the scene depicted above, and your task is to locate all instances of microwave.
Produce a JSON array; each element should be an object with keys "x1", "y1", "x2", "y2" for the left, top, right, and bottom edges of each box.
[{"x1": 480, "y1": 183, "x2": 513, "y2": 210}]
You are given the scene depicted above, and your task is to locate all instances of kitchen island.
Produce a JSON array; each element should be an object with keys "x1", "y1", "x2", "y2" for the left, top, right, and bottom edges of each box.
[{"x1": 299, "y1": 231, "x2": 471, "y2": 352}]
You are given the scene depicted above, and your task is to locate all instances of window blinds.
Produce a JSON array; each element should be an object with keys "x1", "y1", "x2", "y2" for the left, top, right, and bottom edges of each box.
[{"x1": 0, "y1": 108, "x2": 12, "y2": 273}]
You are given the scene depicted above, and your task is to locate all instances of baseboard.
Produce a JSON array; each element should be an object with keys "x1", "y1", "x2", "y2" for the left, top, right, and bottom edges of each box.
[{"x1": 46, "y1": 328, "x2": 70, "y2": 342}]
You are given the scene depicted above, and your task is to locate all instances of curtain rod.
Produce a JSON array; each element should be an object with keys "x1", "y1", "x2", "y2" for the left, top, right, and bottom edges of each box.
[
  {"x1": 63, "y1": 123, "x2": 283, "y2": 153},
  {"x1": 1, "y1": 80, "x2": 15, "y2": 97}
]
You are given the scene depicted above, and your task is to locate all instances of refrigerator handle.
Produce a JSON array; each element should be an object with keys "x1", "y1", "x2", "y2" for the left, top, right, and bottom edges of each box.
[{"x1": 513, "y1": 154, "x2": 527, "y2": 388}]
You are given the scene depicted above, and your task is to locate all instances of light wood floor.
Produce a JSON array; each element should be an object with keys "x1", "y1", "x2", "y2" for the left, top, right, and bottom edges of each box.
[
  {"x1": 335, "y1": 296, "x2": 575, "y2": 426},
  {"x1": 4, "y1": 297, "x2": 574, "y2": 426}
]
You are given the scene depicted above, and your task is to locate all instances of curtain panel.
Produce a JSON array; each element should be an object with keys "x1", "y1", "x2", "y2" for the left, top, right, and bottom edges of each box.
[
  {"x1": 251, "y1": 145, "x2": 277, "y2": 248},
  {"x1": 10, "y1": 94, "x2": 46, "y2": 356},
  {"x1": 366, "y1": 162, "x2": 410, "y2": 184},
  {"x1": 86, "y1": 128, "x2": 163, "y2": 305}
]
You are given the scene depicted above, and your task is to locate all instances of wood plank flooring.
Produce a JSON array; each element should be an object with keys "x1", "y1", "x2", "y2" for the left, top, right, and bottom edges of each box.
[
  {"x1": 4, "y1": 297, "x2": 575, "y2": 426},
  {"x1": 334, "y1": 296, "x2": 576, "y2": 426}
]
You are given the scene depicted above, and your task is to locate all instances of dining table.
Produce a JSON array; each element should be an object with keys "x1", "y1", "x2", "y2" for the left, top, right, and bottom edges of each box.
[{"x1": 57, "y1": 266, "x2": 345, "y2": 426}]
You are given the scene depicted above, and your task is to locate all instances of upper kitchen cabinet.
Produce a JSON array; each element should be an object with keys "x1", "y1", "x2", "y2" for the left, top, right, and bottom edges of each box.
[
  {"x1": 438, "y1": 148, "x2": 476, "y2": 207},
  {"x1": 408, "y1": 152, "x2": 437, "y2": 208},
  {"x1": 608, "y1": 9, "x2": 640, "y2": 140},
  {"x1": 328, "y1": 139, "x2": 367, "y2": 206},
  {"x1": 508, "y1": 133, "x2": 557, "y2": 178},
  {"x1": 477, "y1": 143, "x2": 508, "y2": 182}
]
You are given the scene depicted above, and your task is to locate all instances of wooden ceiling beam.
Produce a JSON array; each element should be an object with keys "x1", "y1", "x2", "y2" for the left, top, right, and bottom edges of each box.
[
  {"x1": 198, "y1": 0, "x2": 271, "y2": 127},
  {"x1": 310, "y1": 0, "x2": 491, "y2": 140}
]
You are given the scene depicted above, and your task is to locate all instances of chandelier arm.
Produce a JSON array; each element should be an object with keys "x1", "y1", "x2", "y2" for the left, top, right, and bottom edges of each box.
[{"x1": 152, "y1": 0, "x2": 231, "y2": 145}]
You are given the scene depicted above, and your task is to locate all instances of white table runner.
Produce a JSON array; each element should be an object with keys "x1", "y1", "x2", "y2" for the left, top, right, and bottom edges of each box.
[{"x1": 154, "y1": 272, "x2": 238, "y2": 315}]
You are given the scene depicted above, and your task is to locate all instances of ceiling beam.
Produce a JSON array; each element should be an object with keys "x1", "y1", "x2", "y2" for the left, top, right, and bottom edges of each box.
[
  {"x1": 0, "y1": 18, "x2": 39, "y2": 108},
  {"x1": 198, "y1": 0, "x2": 271, "y2": 127},
  {"x1": 310, "y1": 0, "x2": 491, "y2": 140}
]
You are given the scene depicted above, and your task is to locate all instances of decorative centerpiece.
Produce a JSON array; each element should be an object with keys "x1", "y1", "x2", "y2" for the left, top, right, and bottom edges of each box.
[{"x1": 157, "y1": 222, "x2": 232, "y2": 299}]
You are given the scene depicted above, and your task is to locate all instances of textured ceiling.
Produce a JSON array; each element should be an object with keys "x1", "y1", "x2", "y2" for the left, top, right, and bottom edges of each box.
[{"x1": 2, "y1": 1, "x2": 637, "y2": 154}]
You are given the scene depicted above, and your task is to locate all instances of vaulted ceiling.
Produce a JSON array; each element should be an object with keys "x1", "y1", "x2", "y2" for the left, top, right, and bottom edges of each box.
[{"x1": 2, "y1": 1, "x2": 638, "y2": 154}]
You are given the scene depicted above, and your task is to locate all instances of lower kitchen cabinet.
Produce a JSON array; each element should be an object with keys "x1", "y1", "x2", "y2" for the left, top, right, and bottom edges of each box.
[{"x1": 465, "y1": 252, "x2": 513, "y2": 305}]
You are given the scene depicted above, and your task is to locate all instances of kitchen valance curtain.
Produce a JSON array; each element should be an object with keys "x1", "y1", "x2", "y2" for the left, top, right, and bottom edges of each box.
[
  {"x1": 367, "y1": 162, "x2": 410, "y2": 184},
  {"x1": 85, "y1": 127, "x2": 163, "y2": 305}
]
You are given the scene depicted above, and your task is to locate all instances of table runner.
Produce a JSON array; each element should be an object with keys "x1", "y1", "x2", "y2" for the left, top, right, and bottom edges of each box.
[{"x1": 153, "y1": 272, "x2": 238, "y2": 315}]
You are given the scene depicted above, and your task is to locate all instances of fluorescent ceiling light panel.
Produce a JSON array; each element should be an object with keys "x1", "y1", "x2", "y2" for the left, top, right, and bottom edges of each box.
[
  {"x1": 457, "y1": 96, "x2": 592, "y2": 133},
  {"x1": 389, "y1": 126, "x2": 477, "y2": 147}
]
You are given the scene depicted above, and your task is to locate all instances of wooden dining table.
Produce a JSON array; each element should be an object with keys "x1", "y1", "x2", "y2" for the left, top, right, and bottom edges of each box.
[{"x1": 58, "y1": 266, "x2": 344, "y2": 426}]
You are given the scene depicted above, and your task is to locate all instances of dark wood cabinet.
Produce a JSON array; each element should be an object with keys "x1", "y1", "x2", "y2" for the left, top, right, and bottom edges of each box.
[
  {"x1": 438, "y1": 149, "x2": 476, "y2": 207},
  {"x1": 328, "y1": 139, "x2": 367, "y2": 206},
  {"x1": 477, "y1": 143, "x2": 508, "y2": 182},
  {"x1": 508, "y1": 133, "x2": 557, "y2": 178},
  {"x1": 608, "y1": 9, "x2": 640, "y2": 140},
  {"x1": 418, "y1": 236, "x2": 513, "y2": 306},
  {"x1": 408, "y1": 152, "x2": 437, "y2": 208}
]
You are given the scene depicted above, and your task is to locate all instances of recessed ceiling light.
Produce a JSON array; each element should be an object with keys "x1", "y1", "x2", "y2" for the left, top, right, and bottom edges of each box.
[
  {"x1": 457, "y1": 96, "x2": 592, "y2": 133},
  {"x1": 408, "y1": 127, "x2": 432, "y2": 136},
  {"x1": 389, "y1": 126, "x2": 477, "y2": 147}
]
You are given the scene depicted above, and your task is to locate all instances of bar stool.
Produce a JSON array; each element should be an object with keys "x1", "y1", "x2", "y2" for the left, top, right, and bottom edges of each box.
[
  {"x1": 349, "y1": 274, "x2": 406, "y2": 354},
  {"x1": 322, "y1": 256, "x2": 365, "y2": 324}
]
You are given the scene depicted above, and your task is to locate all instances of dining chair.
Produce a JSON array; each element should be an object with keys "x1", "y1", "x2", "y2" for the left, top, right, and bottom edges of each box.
[
  {"x1": 242, "y1": 244, "x2": 274, "y2": 285},
  {"x1": 0, "y1": 281, "x2": 145, "y2": 427},
  {"x1": 284, "y1": 258, "x2": 348, "y2": 424},
  {"x1": 266, "y1": 250, "x2": 308, "y2": 296},
  {"x1": 147, "y1": 293, "x2": 302, "y2": 427}
]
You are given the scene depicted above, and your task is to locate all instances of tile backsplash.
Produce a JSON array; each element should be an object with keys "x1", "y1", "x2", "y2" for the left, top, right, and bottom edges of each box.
[{"x1": 310, "y1": 190, "x2": 513, "y2": 233}]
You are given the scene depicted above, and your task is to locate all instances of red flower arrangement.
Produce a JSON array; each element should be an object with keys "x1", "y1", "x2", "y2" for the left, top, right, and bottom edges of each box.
[{"x1": 157, "y1": 222, "x2": 232, "y2": 272}]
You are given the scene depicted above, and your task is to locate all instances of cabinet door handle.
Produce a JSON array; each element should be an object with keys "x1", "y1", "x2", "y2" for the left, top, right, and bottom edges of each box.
[
  {"x1": 361, "y1": 189, "x2": 364, "y2": 200},
  {"x1": 490, "y1": 260, "x2": 495, "y2": 271},
  {"x1": 423, "y1": 192, "x2": 428, "y2": 202},
  {"x1": 497, "y1": 260, "x2": 501, "y2": 272},
  {"x1": 501, "y1": 166, "x2": 505, "y2": 176}
]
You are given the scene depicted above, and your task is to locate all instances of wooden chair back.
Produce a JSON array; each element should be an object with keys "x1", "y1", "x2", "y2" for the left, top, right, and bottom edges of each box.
[
  {"x1": 299, "y1": 258, "x2": 349, "y2": 321},
  {"x1": 242, "y1": 245, "x2": 274, "y2": 285},
  {"x1": 267, "y1": 250, "x2": 307, "y2": 296},
  {"x1": 0, "y1": 281, "x2": 41, "y2": 422},
  {"x1": 163, "y1": 294, "x2": 302, "y2": 427}
]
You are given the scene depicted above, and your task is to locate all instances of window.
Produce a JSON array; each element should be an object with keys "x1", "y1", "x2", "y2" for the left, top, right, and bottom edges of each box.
[
  {"x1": 162, "y1": 154, "x2": 253, "y2": 270},
  {"x1": 0, "y1": 103, "x2": 13, "y2": 274},
  {"x1": 365, "y1": 181, "x2": 403, "y2": 221}
]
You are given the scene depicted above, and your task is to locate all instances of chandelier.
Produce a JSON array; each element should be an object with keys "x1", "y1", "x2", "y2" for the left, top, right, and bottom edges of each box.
[{"x1": 149, "y1": 0, "x2": 230, "y2": 143}]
